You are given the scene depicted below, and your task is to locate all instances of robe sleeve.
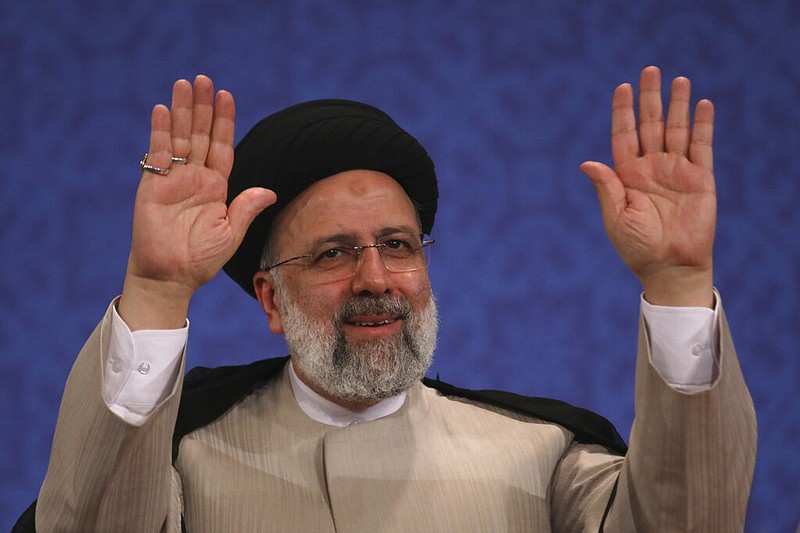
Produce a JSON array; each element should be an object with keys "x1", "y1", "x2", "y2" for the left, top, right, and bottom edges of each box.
[
  {"x1": 550, "y1": 296, "x2": 757, "y2": 532},
  {"x1": 36, "y1": 302, "x2": 186, "y2": 533}
]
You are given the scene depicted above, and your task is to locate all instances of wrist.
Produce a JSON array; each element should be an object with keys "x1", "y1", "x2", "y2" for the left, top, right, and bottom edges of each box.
[
  {"x1": 119, "y1": 274, "x2": 193, "y2": 330},
  {"x1": 640, "y1": 267, "x2": 714, "y2": 308}
]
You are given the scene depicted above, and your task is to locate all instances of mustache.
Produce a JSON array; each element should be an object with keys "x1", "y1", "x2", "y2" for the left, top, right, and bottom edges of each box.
[{"x1": 334, "y1": 295, "x2": 413, "y2": 324}]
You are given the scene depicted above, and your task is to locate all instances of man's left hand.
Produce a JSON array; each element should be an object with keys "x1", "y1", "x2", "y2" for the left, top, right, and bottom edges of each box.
[{"x1": 581, "y1": 66, "x2": 716, "y2": 308}]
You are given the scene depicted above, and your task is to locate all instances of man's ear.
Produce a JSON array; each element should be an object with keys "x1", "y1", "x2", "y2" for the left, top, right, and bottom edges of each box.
[{"x1": 253, "y1": 272, "x2": 284, "y2": 334}]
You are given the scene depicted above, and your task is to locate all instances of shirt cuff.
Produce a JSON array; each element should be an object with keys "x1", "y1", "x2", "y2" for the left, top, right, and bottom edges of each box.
[
  {"x1": 102, "y1": 300, "x2": 188, "y2": 425},
  {"x1": 641, "y1": 291, "x2": 719, "y2": 393}
]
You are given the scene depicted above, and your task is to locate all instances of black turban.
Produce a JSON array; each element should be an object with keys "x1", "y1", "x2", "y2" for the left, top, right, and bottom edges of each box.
[{"x1": 222, "y1": 99, "x2": 438, "y2": 298}]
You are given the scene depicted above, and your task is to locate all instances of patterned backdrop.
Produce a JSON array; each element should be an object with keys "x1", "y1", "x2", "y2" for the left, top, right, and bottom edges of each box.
[{"x1": 1, "y1": 0, "x2": 798, "y2": 530}]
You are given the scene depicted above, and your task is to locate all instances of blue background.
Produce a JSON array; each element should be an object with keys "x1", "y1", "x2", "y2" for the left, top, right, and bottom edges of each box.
[{"x1": 2, "y1": 1, "x2": 798, "y2": 530}]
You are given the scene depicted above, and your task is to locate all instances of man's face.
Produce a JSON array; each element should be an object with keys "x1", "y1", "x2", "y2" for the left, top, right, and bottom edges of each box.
[{"x1": 254, "y1": 170, "x2": 438, "y2": 406}]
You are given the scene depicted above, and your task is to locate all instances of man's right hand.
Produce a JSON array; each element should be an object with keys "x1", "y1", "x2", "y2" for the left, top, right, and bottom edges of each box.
[{"x1": 118, "y1": 75, "x2": 276, "y2": 330}]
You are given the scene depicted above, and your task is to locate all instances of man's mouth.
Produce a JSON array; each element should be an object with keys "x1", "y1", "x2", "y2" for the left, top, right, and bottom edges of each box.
[
  {"x1": 336, "y1": 296, "x2": 412, "y2": 335},
  {"x1": 348, "y1": 316, "x2": 399, "y2": 327}
]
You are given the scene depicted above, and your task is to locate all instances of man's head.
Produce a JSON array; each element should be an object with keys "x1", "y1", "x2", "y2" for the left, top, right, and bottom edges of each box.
[
  {"x1": 223, "y1": 99, "x2": 438, "y2": 298},
  {"x1": 253, "y1": 170, "x2": 438, "y2": 407},
  {"x1": 223, "y1": 101, "x2": 440, "y2": 407}
]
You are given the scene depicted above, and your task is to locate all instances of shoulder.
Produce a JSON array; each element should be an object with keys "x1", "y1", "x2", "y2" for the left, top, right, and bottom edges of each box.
[{"x1": 421, "y1": 377, "x2": 627, "y2": 454}]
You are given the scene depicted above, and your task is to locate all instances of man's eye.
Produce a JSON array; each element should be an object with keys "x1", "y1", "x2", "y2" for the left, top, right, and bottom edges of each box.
[
  {"x1": 385, "y1": 239, "x2": 409, "y2": 250},
  {"x1": 314, "y1": 247, "x2": 353, "y2": 264},
  {"x1": 320, "y1": 248, "x2": 343, "y2": 260}
]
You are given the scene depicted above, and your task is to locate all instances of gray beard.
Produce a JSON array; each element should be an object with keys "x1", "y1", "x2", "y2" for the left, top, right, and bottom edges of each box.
[{"x1": 275, "y1": 280, "x2": 438, "y2": 403}]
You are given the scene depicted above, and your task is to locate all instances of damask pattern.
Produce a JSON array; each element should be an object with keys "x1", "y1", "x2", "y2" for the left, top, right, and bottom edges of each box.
[{"x1": 1, "y1": 0, "x2": 797, "y2": 530}]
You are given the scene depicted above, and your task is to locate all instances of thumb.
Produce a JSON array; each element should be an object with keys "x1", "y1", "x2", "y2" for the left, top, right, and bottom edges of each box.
[
  {"x1": 227, "y1": 187, "x2": 278, "y2": 244},
  {"x1": 580, "y1": 161, "x2": 625, "y2": 218}
]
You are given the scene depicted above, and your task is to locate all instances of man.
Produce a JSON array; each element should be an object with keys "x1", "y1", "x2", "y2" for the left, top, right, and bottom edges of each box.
[{"x1": 22, "y1": 66, "x2": 755, "y2": 531}]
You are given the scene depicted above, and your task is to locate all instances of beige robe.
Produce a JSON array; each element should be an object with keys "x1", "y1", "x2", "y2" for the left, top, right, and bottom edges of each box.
[{"x1": 36, "y1": 302, "x2": 756, "y2": 532}]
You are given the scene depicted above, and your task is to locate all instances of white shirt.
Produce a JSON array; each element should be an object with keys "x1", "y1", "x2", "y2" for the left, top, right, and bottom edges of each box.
[{"x1": 102, "y1": 294, "x2": 718, "y2": 427}]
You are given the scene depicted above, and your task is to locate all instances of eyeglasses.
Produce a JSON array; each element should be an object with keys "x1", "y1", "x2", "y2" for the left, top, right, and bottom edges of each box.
[{"x1": 264, "y1": 233, "x2": 434, "y2": 282}]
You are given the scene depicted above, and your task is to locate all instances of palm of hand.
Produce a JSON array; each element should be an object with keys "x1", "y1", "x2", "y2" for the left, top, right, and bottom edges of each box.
[
  {"x1": 609, "y1": 152, "x2": 716, "y2": 280},
  {"x1": 131, "y1": 161, "x2": 235, "y2": 290}
]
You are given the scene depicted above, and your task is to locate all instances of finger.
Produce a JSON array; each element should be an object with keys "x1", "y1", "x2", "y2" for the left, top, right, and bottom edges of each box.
[
  {"x1": 611, "y1": 83, "x2": 639, "y2": 169},
  {"x1": 188, "y1": 75, "x2": 215, "y2": 164},
  {"x1": 146, "y1": 104, "x2": 172, "y2": 173},
  {"x1": 580, "y1": 161, "x2": 626, "y2": 219},
  {"x1": 206, "y1": 90, "x2": 236, "y2": 177},
  {"x1": 638, "y1": 66, "x2": 665, "y2": 155},
  {"x1": 227, "y1": 187, "x2": 278, "y2": 245},
  {"x1": 664, "y1": 76, "x2": 692, "y2": 156},
  {"x1": 689, "y1": 99, "x2": 715, "y2": 174},
  {"x1": 170, "y1": 79, "x2": 193, "y2": 158}
]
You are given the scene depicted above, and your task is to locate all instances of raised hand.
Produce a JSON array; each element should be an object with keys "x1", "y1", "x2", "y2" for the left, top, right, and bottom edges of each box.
[
  {"x1": 581, "y1": 66, "x2": 716, "y2": 308},
  {"x1": 119, "y1": 76, "x2": 276, "y2": 329}
]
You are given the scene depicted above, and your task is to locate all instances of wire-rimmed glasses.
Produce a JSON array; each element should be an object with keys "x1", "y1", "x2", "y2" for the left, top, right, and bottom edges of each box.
[{"x1": 264, "y1": 232, "x2": 434, "y2": 283}]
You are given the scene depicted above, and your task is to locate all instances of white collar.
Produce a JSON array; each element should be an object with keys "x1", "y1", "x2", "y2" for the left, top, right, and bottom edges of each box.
[{"x1": 288, "y1": 361, "x2": 407, "y2": 427}]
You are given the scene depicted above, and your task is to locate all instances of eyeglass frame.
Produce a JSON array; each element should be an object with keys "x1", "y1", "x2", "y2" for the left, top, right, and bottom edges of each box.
[{"x1": 262, "y1": 234, "x2": 435, "y2": 275}]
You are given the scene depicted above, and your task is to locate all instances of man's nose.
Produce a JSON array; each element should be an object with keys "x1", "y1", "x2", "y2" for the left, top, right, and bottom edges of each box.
[{"x1": 350, "y1": 247, "x2": 392, "y2": 296}]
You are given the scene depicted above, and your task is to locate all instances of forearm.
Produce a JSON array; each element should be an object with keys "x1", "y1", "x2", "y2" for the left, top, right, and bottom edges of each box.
[
  {"x1": 104, "y1": 299, "x2": 187, "y2": 425},
  {"x1": 37, "y1": 303, "x2": 184, "y2": 532},
  {"x1": 606, "y1": 300, "x2": 757, "y2": 531},
  {"x1": 642, "y1": 291, "x2": 718, "y2": 391}
]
